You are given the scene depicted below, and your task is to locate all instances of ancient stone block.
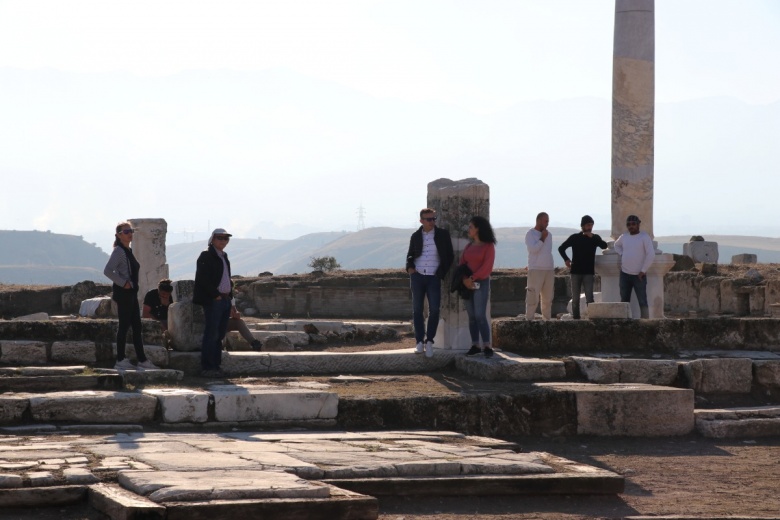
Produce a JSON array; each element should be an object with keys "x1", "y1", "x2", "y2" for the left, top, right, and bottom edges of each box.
[
  {"x1": 127, "y1": 218, "x2": 169, "y2": 309},
  {"x1": 0, "y1": 395, "x2": 30, "y2": 424},
  {"x1": 0, "y1": 340, "x2": 47, "y2": 365},
  {"x1": 261, "y1": 335, "x2": 296, "y2": 352},
  {"x1": 618, "y1": 359, "x2": 678, "y2": 385},
  {"x1": 167, "y1": 301, "x2": 204, "y2": 351},
  {"x1": 571, "y1": 357, "x2": 620, "y2": 384},
  {"x1": 586, "y1": 302, "x2": 631, "y2": 319},
  {"x1": 731, "y1": 253, "x2": 757, "y2": 264},
  {"x1": 683, "y1": 241, "x2": 718, "y2": 263},
  {"x1": 209, "y1": 384, "x2": 338, "y2": 422},
  {"x1": 664, "y1": 272, "x2": 700, "y2": 314},
  {"x1": 682, "y1": 358, "x2": 753, "y2": 394},
  {"x1": 536, "y1": 383, "x2": 694, "y2": 436},
  {"x1": 142, "y1": 388, "x2": 209, "y2": 423},
  {"x1": 754, "y1": 360, "x2": 780, "y2": 388},
  {"x1": 28, "y1": 391, "x2": 157, "y2": 423},
  {"x1": 720, "y1": 279, "x2": 750, "y2": 315},
  {"x1": 698, "y1": 277, "x2": 726, "y2": 314},
  {"x1": 455, "y1": 352, "x2": 565, "y2": 382},
  {"x1": 51, "y1": 341, "x2": 97, "y2": 364}
]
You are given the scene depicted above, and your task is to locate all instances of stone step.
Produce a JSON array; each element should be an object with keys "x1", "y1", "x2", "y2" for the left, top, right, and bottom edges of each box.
[
  {"x1": 455, "y1": 351, "x2": 566, "y2": 381},
  {"x1": 0, "y1": 373, "x2": 123, "y2": 393},
  {"x1": 0, "y1": 339, "x2": 171, "y2": 368},
  {"x1": 695, "y1": 406, "x2": 780, "y2": 438}
]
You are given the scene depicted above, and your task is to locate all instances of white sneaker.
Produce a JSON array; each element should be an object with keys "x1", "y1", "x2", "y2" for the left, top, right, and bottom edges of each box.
[
  {"x1": 414, "y1": 342, "x2": 424, "y2": 354},
  {"x1": 137, "y1": 360, "x2": 159, "y2": 371},
  {"x1": 425, "y1": 341, "x2": 434, "y2": 358},
  {"x1": 114, "y1": 358, "x2": 136, "y2": 371}
]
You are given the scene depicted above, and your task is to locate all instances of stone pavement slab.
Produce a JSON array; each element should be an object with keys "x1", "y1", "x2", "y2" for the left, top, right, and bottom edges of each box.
[
  {"x1": 28, "y1": 391, "x2": 157, "y2": 423},
  {"x1": 455, "y1": 351, "x2": 565, "y2": 381},
  {"x1": 208, "y1": 384, "x2": 338, "y2": 422}
]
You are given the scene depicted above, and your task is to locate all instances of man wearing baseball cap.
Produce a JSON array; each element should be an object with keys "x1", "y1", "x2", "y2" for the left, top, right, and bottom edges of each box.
[
  {"x1": 613, "y1": 215, "x2": 655, "y2": 318},
  {"x1": 193, "y1": 228, "x2": 233, "y2": 377},
  {"x1": 558, "y1": 215, "x2": 608, "y2": 319}
]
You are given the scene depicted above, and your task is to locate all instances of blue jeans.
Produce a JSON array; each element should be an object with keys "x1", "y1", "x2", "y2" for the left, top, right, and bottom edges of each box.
[
  {"x1": 619, "y1": 271, "x2": 649, "y2": 319},
  {"x1": 570, "y1": 274, "x2": 594, "y2": 319},
  {"x1": 201, "y1": 298, "x2": 231, "y2": 370},
  {"x1": 464, "y1": 278, "x2": 491, "y2": 345},
  {"x1": 410, "y1": 272, "x2": 442, "y2": 344}
]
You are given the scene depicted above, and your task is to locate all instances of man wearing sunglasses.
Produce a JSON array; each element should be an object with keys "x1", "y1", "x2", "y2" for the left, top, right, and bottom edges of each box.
[
  {"x1": 405, "y1": 208, "x2": 454, "y2": 357},
  {"x1": 613, "y1": 215, "x2": 655, "y2": 319},
  {"x1": 193, "y1": 228, "x2": 234, "y2": 377}
]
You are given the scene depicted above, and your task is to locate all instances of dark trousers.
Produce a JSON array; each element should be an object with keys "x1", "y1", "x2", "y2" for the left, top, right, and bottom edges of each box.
[
  {"x1": 115, "y1": 290, "x2": 147, "y2": 362},
  {"x1": 410, "y1": 272, "x2": 442, "y2": 344},
  {"x1": 570, "y1": 274, "x2": 594, "y2": 319},
  {"x1": 201, "y1": 298, "x2": 231, "y2": 370},
  {"x1": 620, "y1": 271, "x2": 649, "y2": 319}
]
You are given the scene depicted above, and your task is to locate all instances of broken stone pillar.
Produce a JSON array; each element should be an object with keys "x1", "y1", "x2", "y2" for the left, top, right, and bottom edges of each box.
[
  {"x1": 426, "y1": 178, "x2": 489, "y2": 350},
  {"x1": 731, "y1": 253, "x2": 757, "y2": 265},
  {"x1": 596, "y1": 0, "x2": 674, "y2": 319},
  {"x1": 127, "y1": 218, "x2": 169, "y2": 306}
]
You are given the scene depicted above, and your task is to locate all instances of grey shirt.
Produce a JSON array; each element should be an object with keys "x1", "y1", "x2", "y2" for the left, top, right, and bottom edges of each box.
[{"x1": 104, "y1": 246, "x2": 133, "y2": 288}]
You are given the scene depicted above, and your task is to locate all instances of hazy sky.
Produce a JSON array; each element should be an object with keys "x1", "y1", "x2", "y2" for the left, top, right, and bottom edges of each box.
[{"x1": 1, "y1": 0, "x2": 779, "y2": 252}]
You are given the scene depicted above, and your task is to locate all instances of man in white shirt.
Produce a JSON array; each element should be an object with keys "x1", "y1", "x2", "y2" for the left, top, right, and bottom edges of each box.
[
  {"x1": 525, "y1": 212, "x2": 554, "y2": 320},
  {"x1": 405, "y1": 208, "x2": 454, "y2": 357},
  {"x1": 613, "y1": 215, "x2": 655, "y2": 319}
]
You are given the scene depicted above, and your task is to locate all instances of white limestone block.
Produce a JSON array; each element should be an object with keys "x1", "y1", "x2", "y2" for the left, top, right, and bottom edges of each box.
[
  {"x1": 51, "y1": 341, "x2": 97, "y2": 364},
  {"x1": 586, "y1": 302, "x2": 631, "y2": 319},
  {"x1": 28, "y1": 391, "x2": 157, "y2": 423},
  {"x1": 167, "y1": 301, "x2": 204, "y2": 351},
  {"x1": 0, "y1": 340, "x2": 47, "y2": 365},
  {"x1": 682, "y1": 358, "x2": 753, "y2": 394},
  {"x1": 208, "y1": 384, "x2": 338, "y2": 422},
  {"x1": 683, "y1": 241, "x2": 719, "y2": 263},
  {"x1": 142, "y1": 388, "x2": 209, "y2": 423}
]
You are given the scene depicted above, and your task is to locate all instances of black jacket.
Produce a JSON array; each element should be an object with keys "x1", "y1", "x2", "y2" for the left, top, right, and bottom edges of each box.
[
  {"x1": 193, "y1": 245, "x2": 233, "y2": 305},
  {"x1": 405, "y1": 226, "x2": 454, "y2": 280},
  {"x1": 449, "y1": 263, "x2": 473, "y2": 300},
  {"x1": 558, "y1": 232, "x2": 608, "y2": 275}
]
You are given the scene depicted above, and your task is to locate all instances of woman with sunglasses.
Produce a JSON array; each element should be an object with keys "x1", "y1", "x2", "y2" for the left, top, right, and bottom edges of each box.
[{"x1": 103, "y1": 222, "x2": 158, "y2": 371}]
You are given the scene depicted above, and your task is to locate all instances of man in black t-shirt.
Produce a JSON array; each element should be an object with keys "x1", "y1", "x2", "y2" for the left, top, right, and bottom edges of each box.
[
  {"x1": 143, "y1": 279, "x2": 174, "y2": 330},
  {"x1": 558, "y1": 215, "x2": 608, "y2": 319}
]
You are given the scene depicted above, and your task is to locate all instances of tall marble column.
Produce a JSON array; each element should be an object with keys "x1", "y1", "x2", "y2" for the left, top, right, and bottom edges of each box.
[
  {"x1": 427, "y1": 178, "x2": 489, "y2": 349},
  {"x1": 597, "y1": 0, "x2": 674, "y2": 319},
  {"x1": 127, "y1": 218, "x2": 169, "y2": 307},
  {"x1": 611, "y1": 0, "x2": 655, "y2": 240}
]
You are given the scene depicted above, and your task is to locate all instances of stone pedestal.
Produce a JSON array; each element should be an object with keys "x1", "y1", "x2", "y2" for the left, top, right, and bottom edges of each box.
[
  {"x1": 127, "y1": 218, "x2": 169, "y2": 306},
  {"x1": 426, "y1": 178, "x2": 489, "y2": 350},
  {"x1": 683, "y1": 241, "x2": 719, "y2": 263},
  {"x1": 595, "y1": 251, "x2": 674, "y2": 319}
]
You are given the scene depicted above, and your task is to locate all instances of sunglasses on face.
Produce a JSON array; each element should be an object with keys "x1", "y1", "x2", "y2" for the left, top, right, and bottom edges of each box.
[
  {"x1": 120, "y1": 229, "x2": 134, "y2": 235},
  {"x1": 626, "y1": 222, "x2": 639, "y2": 226},
  {"x1": 422, "y1": 217, "x2": 437, "y2": 222},
  {"x1": 214, "y1": 235, "x2": 230, "y2": 241}
]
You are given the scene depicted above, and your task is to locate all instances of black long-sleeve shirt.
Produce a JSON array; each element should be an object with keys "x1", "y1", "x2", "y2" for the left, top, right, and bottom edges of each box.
[{"x1": 558, "y1": 232, "x2": 608, "y2": 275}]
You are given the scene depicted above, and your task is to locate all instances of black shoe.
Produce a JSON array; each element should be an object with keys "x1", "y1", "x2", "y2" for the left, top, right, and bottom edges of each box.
[
  {"x1": 251, "y1": 340, "x2": 263, "y2": 352},
  {"x1": 466, "y1": 345, "x2": 481, "y2": 356},
  {"x1": 483, "y1": 346, "x2": 494, "y2": 358}
]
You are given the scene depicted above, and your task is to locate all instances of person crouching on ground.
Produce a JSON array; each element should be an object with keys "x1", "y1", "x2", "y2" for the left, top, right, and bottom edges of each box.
[
  {"x1": 460, "y1": 216, "x2": 497, "y2": 358},
  {"x1": 103, "y1": 222, "x2": 159, "y2": 371},
  {"x1": 193, "y1": 228, "x2": 233, "y2": 377},
  {"x1": 143, "y1": 278, "x2": 175, "y2": 349}
]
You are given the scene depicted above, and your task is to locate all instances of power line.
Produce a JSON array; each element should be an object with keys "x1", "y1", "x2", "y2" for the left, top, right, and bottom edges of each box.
[{"x1": 356, "y1": 204, "x2": 366, "y2": 231}]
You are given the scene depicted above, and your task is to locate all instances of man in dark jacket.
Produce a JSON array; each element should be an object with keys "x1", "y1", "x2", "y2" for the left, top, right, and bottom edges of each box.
[
  {"x1": 194, "y1": 228, "x2": 233, "y2": 376},
  {"x1": 405, "y1": 208, "x2": 454, "y2": 357},
  {"x1": 558, "y1": 215, "x2": 608, "y2": 319}
]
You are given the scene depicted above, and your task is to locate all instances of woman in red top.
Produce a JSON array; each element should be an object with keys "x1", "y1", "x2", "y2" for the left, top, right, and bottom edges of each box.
[{"x1": 460, "y1": 216, "x2": 497, "y2": 358}]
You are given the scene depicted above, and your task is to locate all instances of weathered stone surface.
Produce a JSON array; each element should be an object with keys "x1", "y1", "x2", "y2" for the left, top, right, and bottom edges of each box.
[
  {"x1": 28, "y1": 391, "x2": 157, "y2": 423},
  {"x1": 683, "y1": 241, "x2": 718, "y2": 263},
  {"x1": 669, "y1": 254, "x2": 695, "y2": 272},
  {"x1": 0, "y1": 395, "x2": 30, "y2": 423},
  {"x1": 754, "y1": 360, "x2": 780, "y2": 388},
  {"x1": 63, "y1": 467, "x2": 99, "y2": 484},
  {"x1": 127, "y1": 218, "x2": 169, "y2": 310},
  {"x1": 27, "y1": 471, "x2": 57, "y2": 486},
  {"x1": 682, "y1": 358, "x2": 753, "y2": 394},
  {"x1": 586, "y1": 303, "x2": 631, "y2": 319},
  {"x1": 698, "y1": 276, "x2": 725, "y2": 314},
  {"x1": 142, "y1": 388, "x2": 209, "y2": 423},
  {"x1": 112, "y1": 343, "x2": 169, "y2": 367},
  {"x1": 167, "y1": 301, "x2": 203, "y2": 352},
  {"x1": 536, "y1": 383, "x2": 694, "y2": 436},
  {"x1": 89, "y1": 483, "x2": 167, "y2": 520},
  {"x1": 618, "y1": 359, "x2": 678, "y2": 385},
  {"x1": 226, "y1": 331, "x2": 309, "y2": 350},
  {"x1": 167, "y1": 352, "x2": 202, "y2": 374},
  {"x1": 0, "y1": 340, "x2": 47, "y2": 365},
  {"x1": 62, "y1": 281, "x2": 108, "y2": 314},
  {"x1": 12, "y1": 312, "x2": 49, "y2": 321},
  {"x1": 209, "y1": 384, "x2": 338, "y2": 422},
  {"x1": 261, "y1": 335, "x2": 296, "y2": 352},
  {"x1": 0, "y1": 474, "x2": 23, "y2": 488},
  {"x1": 118, "y1": 369, "x2": 183, "y2": 387},
  {"x1": 695, "y1": 406, "x2": 780, "y2": 438},
  {"x1": 571, "y1": 357, "x2": 620, "y2": 384},
  {"x1": 455, "y1": 352, "x2": 565, "y2": 381},
  {"x1": 50, "y1": 341, "x2": 97, "y2": 364},
  {"x1": 664, "y1": 272, "x2": 700, "y2": 314},
  {"x1": 731, "y1": 253, "x2": 757, "y2": 265},
  {"x1": 119, "y1": 469, "x2": 330, "y2": 502}
]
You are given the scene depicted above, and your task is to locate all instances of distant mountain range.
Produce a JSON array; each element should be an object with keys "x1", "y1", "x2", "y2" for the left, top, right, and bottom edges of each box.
[{"x1": 2, "y1": 228, "x2": 779, "y2": 285}]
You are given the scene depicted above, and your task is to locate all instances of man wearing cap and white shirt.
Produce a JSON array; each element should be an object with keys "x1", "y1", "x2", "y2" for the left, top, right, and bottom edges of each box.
[
  {"x1": 525, "y1": 212, "x2": 554, "y2": 320},
  {"x1": 613, "y1": 215, "x2": 655, "y2": 319},
  {"x1": 193, "y1": 228, "x2": 233, "y2": 377},
  {"x1": 558, "y1": 215, "x2": 608, "y2": 319}
]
